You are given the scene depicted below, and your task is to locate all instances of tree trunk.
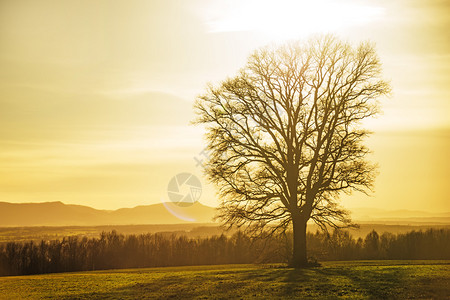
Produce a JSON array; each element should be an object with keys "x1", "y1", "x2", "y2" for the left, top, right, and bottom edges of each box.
[{"x1": 292, "y1": 214, "x2": 308, "y2": 268}]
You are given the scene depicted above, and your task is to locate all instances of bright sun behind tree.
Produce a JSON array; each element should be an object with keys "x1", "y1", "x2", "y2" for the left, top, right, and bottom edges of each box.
[{"x1": 203, "y1": 0, "x2": 384, "y2": 40}]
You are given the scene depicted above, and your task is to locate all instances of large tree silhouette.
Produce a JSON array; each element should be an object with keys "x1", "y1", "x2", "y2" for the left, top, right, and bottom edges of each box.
[{"x1": 194, "y1": 36, "x2": 390, "y2": 267}]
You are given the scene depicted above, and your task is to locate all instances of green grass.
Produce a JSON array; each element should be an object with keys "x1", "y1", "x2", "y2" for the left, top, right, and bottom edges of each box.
[{"x1": 0, "y1": 261, "x2": 449, "y2": 299}]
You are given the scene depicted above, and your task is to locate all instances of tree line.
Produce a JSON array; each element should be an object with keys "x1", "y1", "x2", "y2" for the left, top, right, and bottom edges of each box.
[
  {"x1": 307, "y1": 228, "x2": 450, "y2": 261},
  {"x1": 0, "y1": 228, "x2": 448, "y2": 276}
]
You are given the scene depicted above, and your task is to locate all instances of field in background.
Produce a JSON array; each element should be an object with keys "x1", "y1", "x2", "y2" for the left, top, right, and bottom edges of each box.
[
  {"x1": 0, "y1": 261, "x2": 448, "y2": 299},
  {"x1": 2, "y1": 223, "x2": 450, "y2": 244},
  {"x1": 0, "y1": 224, "x2": 222, "y2": 244}
]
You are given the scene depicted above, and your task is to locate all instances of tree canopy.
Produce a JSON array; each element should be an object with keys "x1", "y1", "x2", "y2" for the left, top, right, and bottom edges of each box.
[{"x1": 194, "y1": 35, "x2": 390, "y2": 267}]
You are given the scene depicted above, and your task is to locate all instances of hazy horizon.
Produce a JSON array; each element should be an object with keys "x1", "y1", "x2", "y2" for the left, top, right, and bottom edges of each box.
[{"x1": 1, "y1": 0, "x2": 449, "y2": 213}]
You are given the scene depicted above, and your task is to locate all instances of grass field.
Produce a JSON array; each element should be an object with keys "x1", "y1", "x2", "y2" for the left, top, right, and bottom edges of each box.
[{"x1": 0, "y1": 261, "x2": 448, "y2": 299}]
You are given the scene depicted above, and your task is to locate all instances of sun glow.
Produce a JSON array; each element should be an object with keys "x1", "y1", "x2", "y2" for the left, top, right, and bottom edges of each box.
[{"x1": 203, "y1": 0, "x2": 384, "y2": 40}]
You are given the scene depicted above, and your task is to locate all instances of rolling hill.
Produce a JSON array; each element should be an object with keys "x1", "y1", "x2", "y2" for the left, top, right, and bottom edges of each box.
[
  {"x1": 0, "y1": 201, "x2": 449, "y2": 227},
  {"x1": 0, "y1": 201, "x2": 216, "y2": 226}
]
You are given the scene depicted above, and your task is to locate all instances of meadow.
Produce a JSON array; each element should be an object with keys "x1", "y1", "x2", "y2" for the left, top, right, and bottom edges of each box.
[
  {"x1": 1, "y1": 223, "x2": 449, "y2": 244},
  {"x1": 0, "y1": 224, "x2": 222, "y2": 244},
  {"x1": 0, "y1": 261, "x2": 448, "y2": 299}
]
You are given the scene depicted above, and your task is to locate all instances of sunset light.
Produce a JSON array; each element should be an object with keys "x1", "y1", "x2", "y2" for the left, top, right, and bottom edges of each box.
[
  {"x1": 203, "y1": 0, "x2": 384, "y2": 39},
  {"x1": 0, "y1": 0, "x2": 449, "y2": 297}
]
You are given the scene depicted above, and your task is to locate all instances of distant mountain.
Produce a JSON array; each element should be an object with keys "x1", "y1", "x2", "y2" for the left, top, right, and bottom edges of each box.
[
  {"x1": 0, "y1": 201, "x2": 217, "y2": 227},
  {"x1": 350, "y1": 207, "x2": 450, "y2": 225},
  {"x1": 1, "y1": 202, "x2": 449, "y2": 227}
]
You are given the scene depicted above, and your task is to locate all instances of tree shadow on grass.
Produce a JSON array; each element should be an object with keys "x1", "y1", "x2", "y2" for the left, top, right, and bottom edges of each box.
[
  {"x1": 62, "y1": 272, "x2": 252, "y2": 300},
  {"x1": 283, "y1": 266, "x2": 408, "y2": 299},
  {"x1": 281, "y1": 264, "x2": 447, "y2": 299},
  {"x1": 59, "y1": 264, "x2": 449, "y2": 299}
]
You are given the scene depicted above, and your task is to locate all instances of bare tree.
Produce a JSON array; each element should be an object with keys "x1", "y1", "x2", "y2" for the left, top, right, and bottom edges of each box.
[{"x1": 194, "y1": 35, "x2": 391, "y2": 267}]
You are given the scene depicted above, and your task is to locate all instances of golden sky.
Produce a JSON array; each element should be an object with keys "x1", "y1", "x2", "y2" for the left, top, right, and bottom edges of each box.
[{"x1": 0, "y1": 0, "x2": 449, "y2": 212}]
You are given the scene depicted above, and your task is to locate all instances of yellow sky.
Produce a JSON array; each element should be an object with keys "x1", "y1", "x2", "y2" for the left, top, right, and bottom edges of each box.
[{"x1": 0, "y1": 0, "x2": 449, "y2": 212}]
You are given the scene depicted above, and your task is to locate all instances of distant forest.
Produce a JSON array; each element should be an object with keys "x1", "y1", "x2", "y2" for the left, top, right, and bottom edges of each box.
[{"x1": 1, "y1": 229, "x2": 449, "y2": 276}]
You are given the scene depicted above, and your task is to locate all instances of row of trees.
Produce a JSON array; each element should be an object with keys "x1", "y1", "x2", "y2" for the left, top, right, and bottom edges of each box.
[
  {"x1": 0, "y1": 231, "x2": 282, "y2": 276},
  {"x1": 307, "y1": 228, "x2": 450, "y2": 261},
  {"x1": 0, "y1": 229, "x2": 448, "y2": 276}
]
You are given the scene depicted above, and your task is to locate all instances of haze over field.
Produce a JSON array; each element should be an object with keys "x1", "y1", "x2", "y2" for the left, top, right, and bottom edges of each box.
[
  {"x1": 1, "y1": 201, "x2": 449, "y2": 227},
  {"x1": 1, "y1": 0, "x2": 449, "y2": 215}
]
